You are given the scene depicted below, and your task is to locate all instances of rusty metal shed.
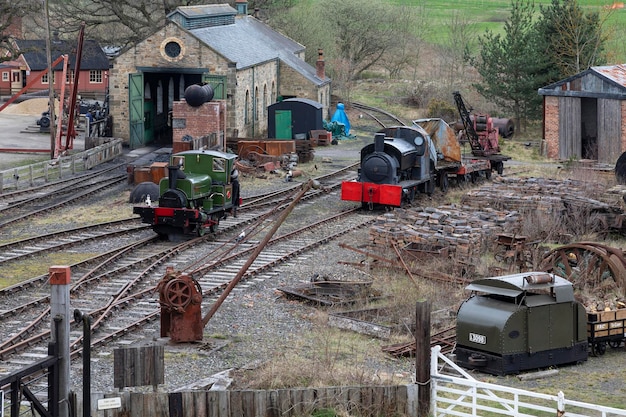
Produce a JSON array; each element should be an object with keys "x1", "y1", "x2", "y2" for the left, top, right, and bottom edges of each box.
[{"x1": 538, "y1": 64, "x2": 626, "y2": 164}]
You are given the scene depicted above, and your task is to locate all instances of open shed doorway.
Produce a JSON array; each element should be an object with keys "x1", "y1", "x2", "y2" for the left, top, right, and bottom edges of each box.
[
  {"x1": 580, "y1": 97, "x2": 598, "y2": 160},
  {"x1": 141, "y1": 70, "x2": 203, "y2": 146}
]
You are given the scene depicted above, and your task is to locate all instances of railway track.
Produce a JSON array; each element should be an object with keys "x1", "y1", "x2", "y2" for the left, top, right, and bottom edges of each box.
[
  {"x1": 351, "y1": 102, "x2": 407, "y2": 128},
  {"x1": 0, "y1": 168, "x2": 372, "y2": 392},
  {"x1": 0, "y1": 171, "x2": 128, "y2": 228}
]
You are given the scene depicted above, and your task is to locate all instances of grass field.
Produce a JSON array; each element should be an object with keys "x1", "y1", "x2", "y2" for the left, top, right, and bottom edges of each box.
[{"x1": 390, "y1": 0, "x2": 626, "y2": 63}]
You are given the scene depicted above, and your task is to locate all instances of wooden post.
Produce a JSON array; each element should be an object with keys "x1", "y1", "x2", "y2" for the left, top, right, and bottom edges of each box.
[
  {"x1": 415, "y1": 300, "x2": 431, "y2": 417},
  {"x1": 50, "y1": 265, "x2": 71, "y2": 417}
]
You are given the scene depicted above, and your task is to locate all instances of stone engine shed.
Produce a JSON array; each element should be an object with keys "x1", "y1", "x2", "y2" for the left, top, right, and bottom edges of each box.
[
  {"x1": 539, "y1": 64, "x2": 626, "y2": 165},
  {"x1": 108, "y1": 2, "x2": 331, "y2": 149}
]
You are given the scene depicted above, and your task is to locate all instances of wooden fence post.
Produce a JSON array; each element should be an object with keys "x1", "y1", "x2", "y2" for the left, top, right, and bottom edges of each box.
[{"x1": 415, "y1": 300, "x2": 431, "y2": 417}]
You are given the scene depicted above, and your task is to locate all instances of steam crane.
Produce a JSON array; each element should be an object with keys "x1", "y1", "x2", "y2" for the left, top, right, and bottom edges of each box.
[{"x1": 453, "y1": 91, "x2": 511, "y2": 175}]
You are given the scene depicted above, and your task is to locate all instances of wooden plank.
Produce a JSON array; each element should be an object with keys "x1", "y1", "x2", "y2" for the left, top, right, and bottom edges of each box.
[
  {"x1": 277, "y1": 389, "x2": 291, "y2": 417},
  {"x1": 230, "y1": 390, "x2": 243, "y2": 417},
  {"x1": 168, "y1": 392, "x2": 183, "y2": 417},
  {"x1": 266, "y1": 390, "x2": 280, "y2": 417},
  {"x1": 129, "y1": 392, "x2": 144, "y2": 417}
]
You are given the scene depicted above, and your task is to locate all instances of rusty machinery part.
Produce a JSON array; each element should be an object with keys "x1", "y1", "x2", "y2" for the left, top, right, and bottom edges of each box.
[
  {"x1": 159, "y1": 275, "x2": 203, "y2": 312},
  {"x1": 539, "y1": 242, "x2": 626, "y2": 296}
]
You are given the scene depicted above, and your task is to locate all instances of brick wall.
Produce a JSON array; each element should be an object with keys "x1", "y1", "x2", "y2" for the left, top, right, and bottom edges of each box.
[
  {"x1": 171, "y1": 100, "x2": 226, "y2": 153},
  {"x1": 544, "y1": 96, "x2": 559, "y2": 159}
]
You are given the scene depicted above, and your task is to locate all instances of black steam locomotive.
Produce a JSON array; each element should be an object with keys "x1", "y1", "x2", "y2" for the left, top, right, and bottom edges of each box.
[{"x1": 341, "y1": 125, "x2": 439, "y2": 208}]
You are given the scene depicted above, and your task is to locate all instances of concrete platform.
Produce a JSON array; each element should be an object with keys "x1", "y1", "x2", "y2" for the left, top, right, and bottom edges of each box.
[{"x1": 0, "y1": 110, "x2": 88, "y2": 170}]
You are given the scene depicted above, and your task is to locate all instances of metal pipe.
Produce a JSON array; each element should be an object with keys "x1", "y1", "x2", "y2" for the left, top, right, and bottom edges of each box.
[{"x1": 201, "y1": 179, "x2": 315, "y2": 327}]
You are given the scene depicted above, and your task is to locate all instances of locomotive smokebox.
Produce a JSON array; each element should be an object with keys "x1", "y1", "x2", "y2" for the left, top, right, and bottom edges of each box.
[
  {"x1": 374, "y1": 133, "x2": 385, "y2": 152},
  {"x1": 184, "y1": 83, "x2": 214, "y2": 107}
]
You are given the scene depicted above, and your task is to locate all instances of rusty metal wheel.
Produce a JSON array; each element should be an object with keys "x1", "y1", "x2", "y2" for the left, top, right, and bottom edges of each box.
[
  {"x1": 539, "y1": 242, "x2": 626, "y2": 295},
  {"x1": 164, "y1": 279, "x2": 193, "y2": 310}
]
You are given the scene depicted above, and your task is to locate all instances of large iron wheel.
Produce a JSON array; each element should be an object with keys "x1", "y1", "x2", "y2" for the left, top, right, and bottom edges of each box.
[
  {"x1": 164, "y1": 279, "x2": 193, "y2": 310},
  {"x1": 539, "y1": 242, "x2": 626, "y2": 294}
]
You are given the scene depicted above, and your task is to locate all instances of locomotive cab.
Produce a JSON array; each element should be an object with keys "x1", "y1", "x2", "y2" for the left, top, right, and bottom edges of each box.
[{"x1": 455, "y1": 272, "x2": 588, "y2": 375}]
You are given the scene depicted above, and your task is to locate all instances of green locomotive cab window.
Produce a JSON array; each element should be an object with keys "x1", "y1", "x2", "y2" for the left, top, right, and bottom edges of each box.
[
  {"x1": 173, "y1": 156, "x2": 184, "y2": 169},
  {"x1": 213, "y1": 158, "x2": 225, "y2": 172}
]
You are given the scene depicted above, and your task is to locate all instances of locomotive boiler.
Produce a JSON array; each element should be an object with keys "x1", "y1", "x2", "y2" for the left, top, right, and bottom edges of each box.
[
  {"x1": 455, "y1": 272, "x2": 588, "y2": 375},
  {"x1": 341, "y1": 125, "x2": 438, "y2": 208},
  {"x1": 133, "y1": 149, "x2": 240, "y2": 239}
]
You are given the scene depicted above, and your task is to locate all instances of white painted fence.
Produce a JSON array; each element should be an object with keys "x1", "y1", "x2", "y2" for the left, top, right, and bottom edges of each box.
[{"x1": 430, "y1": 345, "x2": 626, "y2": 417}]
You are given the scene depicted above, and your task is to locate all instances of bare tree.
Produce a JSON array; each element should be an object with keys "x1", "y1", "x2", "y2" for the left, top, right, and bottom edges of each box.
[
  {"x1": 385, "y1": 3, "x2": 429, "y2": 80},
  {"x1": 45, "y1": 0, "x2": 212, "y2": 49},
  {"x1": 0, "y1": 1, "x2": 39, "y2": 61},
  {"x1": 438, "y1": 10, "x2": 478, "y2": 90}
]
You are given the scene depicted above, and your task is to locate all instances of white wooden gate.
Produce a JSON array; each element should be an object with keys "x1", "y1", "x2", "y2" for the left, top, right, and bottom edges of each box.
[{"x1": 430, "y1": 345, "x2": 626, "y2": 417}]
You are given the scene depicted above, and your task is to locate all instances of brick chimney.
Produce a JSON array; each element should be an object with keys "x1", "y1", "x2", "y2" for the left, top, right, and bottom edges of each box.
[
  {"x1": 316, "y1": 49, "x2": 325, "y2": 79},
  {"x1": 236, "y1": 0, "x2": 248, "y2": 15}
]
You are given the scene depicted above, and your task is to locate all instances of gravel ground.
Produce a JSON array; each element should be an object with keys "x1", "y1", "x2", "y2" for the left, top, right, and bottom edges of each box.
[{"x1": 3, "y1": 120, "x2": 626, "y2": 410}]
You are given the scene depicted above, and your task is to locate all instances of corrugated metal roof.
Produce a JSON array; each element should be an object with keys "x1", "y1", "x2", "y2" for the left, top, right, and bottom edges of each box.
[
  {"x1": 188, "y1": 16, "x2": 329, "y2": 86},
  {"x1": 592, "y1": 64, "x2": 626, "y2": 88}
]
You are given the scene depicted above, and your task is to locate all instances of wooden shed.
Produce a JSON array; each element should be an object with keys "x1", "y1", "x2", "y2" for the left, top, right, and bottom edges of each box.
[
  {"x1": 538, "y1": 64, "x2": 626, "y2": 164},
  {"x1": 267, "y1": 98, "x2": 324, "y2": 139}
]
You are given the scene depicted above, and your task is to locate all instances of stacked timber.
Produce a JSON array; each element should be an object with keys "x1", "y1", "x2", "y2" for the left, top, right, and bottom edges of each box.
[{"x1": 369, "y1": 205, "x2": 520, "y2": 260}]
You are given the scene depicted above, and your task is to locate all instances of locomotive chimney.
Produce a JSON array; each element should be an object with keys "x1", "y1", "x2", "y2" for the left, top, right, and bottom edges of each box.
[
  {"x1": 374, "y1": 133, "x2": 385, "y2": 153},
  {"x1": 316, "y1": 49, "x2": 325, "y2": 79}
]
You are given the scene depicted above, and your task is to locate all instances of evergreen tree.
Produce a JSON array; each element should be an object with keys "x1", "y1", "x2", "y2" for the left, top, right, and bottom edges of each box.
[
  {"x1": 469, "y1": 0, "x2": 549, "y2": 132},
  {"x1": 535, "y1": 0, "x2": 608, "y2": 81}
]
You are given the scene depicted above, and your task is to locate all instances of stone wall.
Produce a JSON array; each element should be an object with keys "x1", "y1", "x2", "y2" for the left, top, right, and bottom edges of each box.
[
  {"x1": 109, "y1": 23, "x2": 231, "y2": 143},
  {"x1": 234, "y1": 61, "x2": 278, "y2": 138}
]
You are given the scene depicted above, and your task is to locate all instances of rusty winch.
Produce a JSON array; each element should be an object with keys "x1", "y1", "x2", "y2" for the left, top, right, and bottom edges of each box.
[{"x1": 157, "y1": 267, "x2": 203, "y2": 342}]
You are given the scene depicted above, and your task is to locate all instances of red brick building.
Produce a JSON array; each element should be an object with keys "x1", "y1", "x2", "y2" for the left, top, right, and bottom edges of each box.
[
  {"x1": 10, "y1": 38, "x2": 110, "y2": 99},
  {"x1": 538, "y1": 64, "x2": 626, "y2": 164}
]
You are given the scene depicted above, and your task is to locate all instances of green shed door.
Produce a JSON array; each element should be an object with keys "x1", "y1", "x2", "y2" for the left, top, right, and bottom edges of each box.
[
  {"x1": 275, "y1": 110, "x2": 292, "y2": 139},
  {"x1": 202, "y1": 73, "x2": 226, "y2": 100},
  {"x1": 129, "y1": 72, "x2": 144, "y2": 149}
]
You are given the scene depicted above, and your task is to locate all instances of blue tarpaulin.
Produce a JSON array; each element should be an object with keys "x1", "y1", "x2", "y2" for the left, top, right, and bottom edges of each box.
[{"x1": 330, "y1": 103, "x2": 351, "y2": 136}]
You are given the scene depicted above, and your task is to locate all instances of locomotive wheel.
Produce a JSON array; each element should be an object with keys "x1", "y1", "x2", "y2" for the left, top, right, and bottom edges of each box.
[
  {"x1": 209, "y1": 214, "x2": 220, "y2": 232},
  {"x1": 609, "y1": 339, "x2": 622, "y2": 349},
  {"x1": 164, "y1": 279, "x2": 193, "y2": 310},
  {"x1": 485, "y1": 169, "x2": 492, "y2": 180},
  {"x1": 439, "y1": 174, "x2": 449, "y2": 193}
]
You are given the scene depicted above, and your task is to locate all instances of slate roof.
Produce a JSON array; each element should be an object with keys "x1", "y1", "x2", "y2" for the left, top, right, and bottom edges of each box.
[
  {"x1": 14, "y1": 39, "x2": 109, "y2": 71},
  {"x1": 186, "y1": 15, "x2": 329, "y2": 86}
]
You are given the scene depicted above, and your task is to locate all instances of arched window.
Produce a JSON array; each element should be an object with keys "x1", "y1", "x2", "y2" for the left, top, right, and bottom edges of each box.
[
  {"x1": 244, "y1": 90, "x2": 250, "y2": 124},
  {"x1": 168, "y1": 77, "x2": 174, "y2": 111},
  {"x1": 271, "y1": 82, "x2": 276, "y2": 103},
  {"x1": 263, "y1": 85, "x2": 267, "y2": 119},
  {"x1": 254, "y1": 86, "x2": 259, "y2": 121},
  {"x1": 179, "y1": 75, "x2": 185, "y2": 99},
  {"x1": 156, "y1": 80, "x2": 163, "y2": 114}
]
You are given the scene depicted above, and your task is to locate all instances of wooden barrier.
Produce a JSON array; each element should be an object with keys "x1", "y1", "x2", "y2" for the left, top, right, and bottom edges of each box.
[{"x1": 80, "y1": 385, "x2": 418, "y2": 417}]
